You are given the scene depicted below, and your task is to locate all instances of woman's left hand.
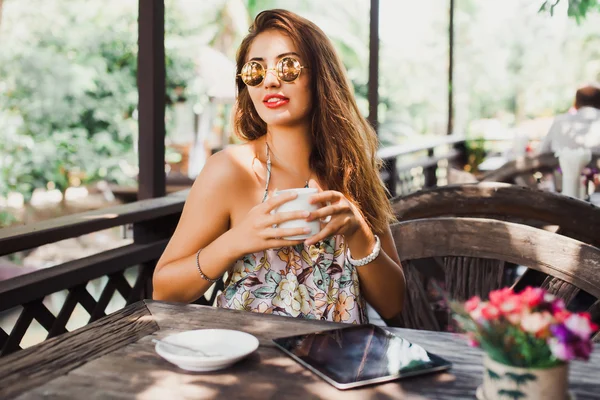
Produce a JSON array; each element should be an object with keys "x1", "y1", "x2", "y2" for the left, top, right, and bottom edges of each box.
[{"x1": 304, "y1": 179, "x2": 366, "y2": 246}]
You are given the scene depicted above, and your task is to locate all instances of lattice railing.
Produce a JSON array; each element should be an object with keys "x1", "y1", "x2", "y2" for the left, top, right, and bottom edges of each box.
[
  {"x1": 0, "y1": 192, "x2": 189, "y2": 356},
  {"x1": 0, "y1": 243, "x2": 165, "y2": 356}
]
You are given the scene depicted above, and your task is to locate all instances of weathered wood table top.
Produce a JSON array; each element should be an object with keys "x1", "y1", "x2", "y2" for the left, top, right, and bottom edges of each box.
[{"x1": 1, "y1": 300, "x2": 599, "y2": 399}]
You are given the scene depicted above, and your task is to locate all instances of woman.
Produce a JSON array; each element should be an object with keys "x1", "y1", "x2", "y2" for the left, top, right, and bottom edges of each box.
[{"x1": 153, "y1": 9, "x2": 405, "y2": 323}]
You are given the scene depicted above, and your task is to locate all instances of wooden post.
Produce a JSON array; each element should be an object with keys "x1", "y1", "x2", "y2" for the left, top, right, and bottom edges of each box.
[
  {"x1": 137, "y1": 0, "x2": 166, "y2": 200},
  {"x1": 447, "y1": 0, "x2": 455, "y2": 136},
  {"x1": 424, "y1": 148, "x2": 437, "y2": 188},
  {"x1": 368, "y1": 0, "x2": 380, "y2": 134}
]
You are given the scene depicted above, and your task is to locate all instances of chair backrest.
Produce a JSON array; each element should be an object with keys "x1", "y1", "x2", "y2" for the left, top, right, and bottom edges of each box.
[
  {"x1": 480, "y1": 153, "x2": 557, "y2": 186},
  {"x1": 391, "y1": 182, "x2": 600, "y2": 247},
  {"x1": 392, "y1": 217, "x2": 600, "y2": 310}
]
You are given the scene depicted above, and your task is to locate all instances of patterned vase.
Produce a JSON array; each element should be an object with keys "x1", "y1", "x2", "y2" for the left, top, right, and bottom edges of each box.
[{"x1": 479, "y1": 354, "x2": 569, "y2": 400}]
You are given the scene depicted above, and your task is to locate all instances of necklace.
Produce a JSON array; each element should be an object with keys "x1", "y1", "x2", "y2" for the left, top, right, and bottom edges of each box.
[{"x1": 265, "y1": 142, "x2": 311, "y2": 188}]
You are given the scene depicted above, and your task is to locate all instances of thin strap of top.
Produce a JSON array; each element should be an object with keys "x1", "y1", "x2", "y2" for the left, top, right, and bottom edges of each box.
[
  {"x1": 261, "y1": 142, "x2": 310, "y2": 203},
  {"x1": 262, "y1": 142, "x2": 272, "y2": 203}
]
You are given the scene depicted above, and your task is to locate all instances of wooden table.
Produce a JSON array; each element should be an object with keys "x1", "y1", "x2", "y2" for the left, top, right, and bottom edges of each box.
[{"x1": 2, "y1": 301, "x2": 599, "y2": 399}]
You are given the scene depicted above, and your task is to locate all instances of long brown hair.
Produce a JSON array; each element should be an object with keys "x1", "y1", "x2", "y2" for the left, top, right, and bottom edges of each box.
[{"x1": 234, "y1": 9, "x2": 394, "y2": 234}]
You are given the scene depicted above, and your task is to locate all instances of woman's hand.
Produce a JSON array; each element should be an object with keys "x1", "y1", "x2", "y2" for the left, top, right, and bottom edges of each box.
[
  {"x1": 230, "y1": 191, "x2": 311, "y2": 256},
  {"x1": 304, "y1": 179, "x2": 367, "y2": 246}
]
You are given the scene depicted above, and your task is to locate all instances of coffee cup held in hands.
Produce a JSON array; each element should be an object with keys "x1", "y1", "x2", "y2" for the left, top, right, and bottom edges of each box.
[{"x1": 273, "y1": 188, "x2": 323, "y2": 240}]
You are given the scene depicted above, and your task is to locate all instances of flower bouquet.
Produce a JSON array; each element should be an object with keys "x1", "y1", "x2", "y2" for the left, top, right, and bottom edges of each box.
[{"x1": 451, "y1": 287, "x2": 597, "y2": 400}]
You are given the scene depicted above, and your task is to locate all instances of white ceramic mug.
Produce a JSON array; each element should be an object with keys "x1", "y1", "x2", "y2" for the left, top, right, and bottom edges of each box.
[{"x1": 272, "y1": 188, "x2": 322, "y2": 240}]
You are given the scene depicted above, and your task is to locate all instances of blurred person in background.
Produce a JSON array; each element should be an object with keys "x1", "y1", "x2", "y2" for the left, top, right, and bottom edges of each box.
[{"x1": 538, "y1": 83, "x2": 600, "y2": 154}]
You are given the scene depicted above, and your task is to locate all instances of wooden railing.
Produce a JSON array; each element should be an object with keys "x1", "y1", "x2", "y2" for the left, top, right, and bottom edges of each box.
[
  {"x1": 0, "y1": 190, "x2": 194, "y2": 356},
  {"x1": 0, "y1": 136, "x2": 467, "y2": 356},
  {"x1": 378, "y1": 135, "x2": 467, "y2": 197}
]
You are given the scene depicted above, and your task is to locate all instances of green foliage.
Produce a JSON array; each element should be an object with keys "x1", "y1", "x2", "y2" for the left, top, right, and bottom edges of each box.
[
  {"x1": 0, "y1": 210, "x2": 17, "y2": 228},
  {"x1": 2, "y1": 0, "x2": 599, "y2": 210},
  {"x1": 539, "y1": 0, "x2": 600, "y2": 23},
  {"x1": 0, "y1": 0, "x2": 197, "y2": 201},
  {"x1": 464, "y1": 137, "x2": 487, "y2": 172}
]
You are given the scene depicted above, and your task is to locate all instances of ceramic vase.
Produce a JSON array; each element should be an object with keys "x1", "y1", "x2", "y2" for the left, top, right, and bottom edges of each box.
[{"x1": 479, "y1": 355, "x2": 569, "y2": 400}]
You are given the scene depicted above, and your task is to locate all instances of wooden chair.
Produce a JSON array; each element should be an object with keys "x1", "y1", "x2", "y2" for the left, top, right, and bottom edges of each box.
[
  {"x1": 392, "y1": 182, "x2": 600, "y2": 247},
  {"x1": 391, "y1": 217, "x2": 600, "y2": 341},
  {"x1": 389, "y1": 183, "x2": 600, "y2": 330}
]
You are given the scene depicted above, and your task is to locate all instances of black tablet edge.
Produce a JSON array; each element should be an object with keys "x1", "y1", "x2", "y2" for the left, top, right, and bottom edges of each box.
[{"x1": 271, "y1": 326, "x2": 453, "y2": 390}]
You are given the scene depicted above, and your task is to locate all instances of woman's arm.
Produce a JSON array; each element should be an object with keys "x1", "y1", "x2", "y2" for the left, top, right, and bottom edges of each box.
[
  {"x1": 345, "y1": 223, "x2": 405, "y2": 320},
  {"x1": 152, "y1": 152, "x2": 239, "y2": 303}
]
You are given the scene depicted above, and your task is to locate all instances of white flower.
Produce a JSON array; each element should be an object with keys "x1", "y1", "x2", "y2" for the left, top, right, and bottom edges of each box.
[
  {"x1": 565, "y1": 314, "x2": 593, "y2": 339},
  {"x1": 272, "y1": 272, "x2": 313, "y2": 317}
]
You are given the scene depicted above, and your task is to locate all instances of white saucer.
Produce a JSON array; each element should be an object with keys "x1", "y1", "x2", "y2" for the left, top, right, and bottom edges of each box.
[{"x1": 155, "y1": 329, "x2": 259, "y2": 372}]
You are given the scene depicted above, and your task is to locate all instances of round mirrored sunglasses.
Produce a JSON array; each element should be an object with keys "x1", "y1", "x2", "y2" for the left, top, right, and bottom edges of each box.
[{"x1": 238, "y1": 57, "x2": 307, "y2": 87}]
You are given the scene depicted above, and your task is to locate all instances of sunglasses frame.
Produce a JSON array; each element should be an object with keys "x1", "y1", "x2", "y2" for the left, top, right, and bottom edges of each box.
[{"x1": 238, "y1": 56, "x2": 308, "y2": 87}]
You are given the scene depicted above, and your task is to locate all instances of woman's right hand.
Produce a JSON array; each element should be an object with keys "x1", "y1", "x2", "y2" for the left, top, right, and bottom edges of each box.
[{"x1": 230, "y1": 191, "x2": 310, "y2": 255}]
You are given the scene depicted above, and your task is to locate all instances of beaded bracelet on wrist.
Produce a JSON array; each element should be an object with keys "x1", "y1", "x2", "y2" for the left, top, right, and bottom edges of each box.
[
  {"x1": 346, "y1": 235, "x2": 381, "y2": 267},
  {"x1": 196, "y1": 249, "x2": 220, "y2": 283}
]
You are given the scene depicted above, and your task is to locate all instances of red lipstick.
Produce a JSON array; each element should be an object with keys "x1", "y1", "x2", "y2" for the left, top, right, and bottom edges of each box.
[{"x1": 263, "y1": 94, "x2": 289, "y2": 109}]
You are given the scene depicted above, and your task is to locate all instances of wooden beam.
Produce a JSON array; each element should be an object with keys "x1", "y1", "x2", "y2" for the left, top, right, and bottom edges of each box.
[
  {"x1": 368, "y1": 0, "x2": 379, "y2": 133},
  {"x1": 138, "y1": 0, "x2": 166, "y2": 199},
  {"x1": 0, "y1": 241, "x2": 168, "y2": 312},
  {"x1": 447, "y1": 0, "x2": 455, "y2": 135},
  {"x1": 0, "y1": 192, "x2": 185, "y2": 256}
]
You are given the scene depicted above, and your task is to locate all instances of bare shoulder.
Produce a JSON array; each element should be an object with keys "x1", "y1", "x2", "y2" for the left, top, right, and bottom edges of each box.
[{"x1": 187, "y1": 143, "x2": 257, "y2": 200}]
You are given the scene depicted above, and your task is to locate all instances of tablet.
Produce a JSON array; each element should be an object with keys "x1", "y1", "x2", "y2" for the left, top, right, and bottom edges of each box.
[{"x1": 272, "y1": 324, "x2": 452, "y2": 390}]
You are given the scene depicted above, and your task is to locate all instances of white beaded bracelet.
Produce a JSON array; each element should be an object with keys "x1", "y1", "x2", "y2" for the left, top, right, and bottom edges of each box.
[{"x1": 346, "y1": 235, "x2": 381, "y2": 267}]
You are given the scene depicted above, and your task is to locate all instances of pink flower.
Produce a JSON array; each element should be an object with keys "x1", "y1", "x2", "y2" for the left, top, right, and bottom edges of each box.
[
  {"x1": 489, "y1": 288, "x2": 514, "y2": 306},
  {"x1": 505, "y1": 311, "x2": 523, "y2": 325},
  {"x1": 551, "y1": 298, "x2": 566, "y2": 314},
  {"x1": 521, "y1": 312, "x2": 553, "y2": 336},
  {"x1": 519, "y1": 287, "x2": 544, "y2": 307},
  {"x1": 465, "y1": 296, "x2": 481, "y2": 312},
  {"x1": 467, "y1": 332, "x2": 479, "y2": 347},
  {"x1": 469, "y1": 304, "x2": 483, "y2": 321},
  {"x1": 543, "y1": 292, "x2": 557, "y2": 303},
  {"x1": 565, "y1": 313, "x2": 595, "y2": 340},
  {"x1": 481, "y1": 304, "x2": 500, "y2": 320},
  {"x1": 498, "y1": 296, "x2": 523, "y2": 324},
  {"x1": 499, "y1": 296, "x2": 522, "y2": 314},
  {"x1": 554, "y1": 310, "x2": 572, "y2": 324}
]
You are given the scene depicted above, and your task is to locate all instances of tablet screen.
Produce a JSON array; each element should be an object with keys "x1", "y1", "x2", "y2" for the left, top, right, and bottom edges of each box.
[{"x1": 272, "y1": 324, "x2": 452, "y2": 390}]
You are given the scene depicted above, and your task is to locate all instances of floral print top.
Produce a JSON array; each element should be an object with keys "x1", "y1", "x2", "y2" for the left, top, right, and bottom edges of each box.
[{"x1": 216, "y1": 235, "x2": 368, "y2": 324}]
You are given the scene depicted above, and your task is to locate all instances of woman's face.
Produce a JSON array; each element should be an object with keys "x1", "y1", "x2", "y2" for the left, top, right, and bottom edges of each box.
[{"x1": 244, "y1": 30, "x2": 312, "y2": 128}]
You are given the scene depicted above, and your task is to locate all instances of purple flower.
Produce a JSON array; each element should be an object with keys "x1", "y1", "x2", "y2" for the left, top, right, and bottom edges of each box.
[
  {"x1": 573, "y1": 340, "x2": 593, "y2": 361},
  {"x1": 550, "y1": 323, "x2": 575, "y2": 343},
  {"x1": 549, "y1": 323, "x2": 594, "y2": 361}
]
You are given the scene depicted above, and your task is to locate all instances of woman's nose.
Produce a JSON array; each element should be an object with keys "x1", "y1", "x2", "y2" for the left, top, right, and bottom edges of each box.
[{"x1": 262, "y1": 68, "x2": 280, "y2": 88}]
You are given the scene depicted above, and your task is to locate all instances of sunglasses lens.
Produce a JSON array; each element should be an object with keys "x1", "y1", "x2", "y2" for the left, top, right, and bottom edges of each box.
[
  {"x1": 240, "y1": 61, "x2": 264, "y2": 86},
  {"x1": 278, "y1": 57, "x2": 302, "y2": 82}
]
